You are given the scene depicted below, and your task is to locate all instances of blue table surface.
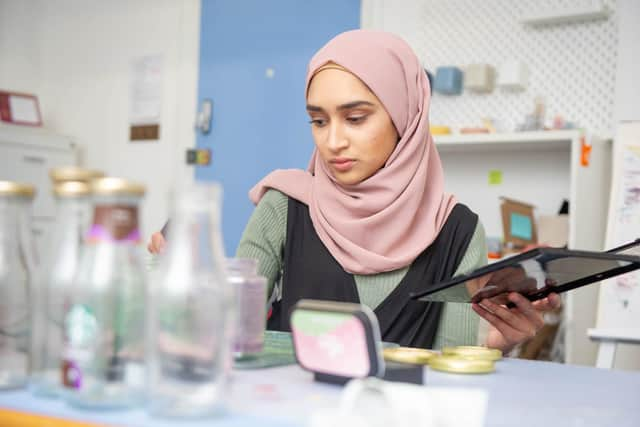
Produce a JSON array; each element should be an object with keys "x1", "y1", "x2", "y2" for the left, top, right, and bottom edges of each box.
[{"x1": 1, "y1": 359, "x2": 639, "y2": 427}]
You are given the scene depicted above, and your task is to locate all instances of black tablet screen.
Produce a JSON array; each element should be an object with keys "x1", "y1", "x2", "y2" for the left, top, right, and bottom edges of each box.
[{"x1": 412, "y1": 248, "x2": 640, "y2": 304}]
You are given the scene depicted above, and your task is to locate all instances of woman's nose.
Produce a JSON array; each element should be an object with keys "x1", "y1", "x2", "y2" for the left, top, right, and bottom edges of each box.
[{"x1": 326, "y1": 123, "x2": 349, "y2": 151}]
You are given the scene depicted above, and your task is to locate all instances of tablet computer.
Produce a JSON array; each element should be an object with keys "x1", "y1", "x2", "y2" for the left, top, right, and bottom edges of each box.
[
  {"x1": 410, "y1": 244, "x2": 640, "y2": 305},
  {"x1": 607, "y1": 238, "x2": 640, "y2": 255}
]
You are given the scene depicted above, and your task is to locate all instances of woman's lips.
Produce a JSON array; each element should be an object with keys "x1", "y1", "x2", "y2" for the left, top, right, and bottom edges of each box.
[{"x1": 330, "y1": 158, "x2": 355, "y2": 172}]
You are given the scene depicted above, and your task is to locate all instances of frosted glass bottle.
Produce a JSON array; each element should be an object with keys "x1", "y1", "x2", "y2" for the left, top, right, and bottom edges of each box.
[
  {"x1": 62, "y1": 177, "x2": 147, "y2": 409},
  {"x1": 147, "y1": 183, "x2": 233, "y2": 418},
  {"x1": 0, "y1": 181, "x2": 36, "y2": 389},
  {"x1": 30, "y1": 181, "x2": 90, "y2": 397}
]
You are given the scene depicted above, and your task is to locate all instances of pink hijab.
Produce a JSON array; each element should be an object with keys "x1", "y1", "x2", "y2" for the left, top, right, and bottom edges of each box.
[{"x1": 249, "y1": 29, "x2": 456, "y2": 274}]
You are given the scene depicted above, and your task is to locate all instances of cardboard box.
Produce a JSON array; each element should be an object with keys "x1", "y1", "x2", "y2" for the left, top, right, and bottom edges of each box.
[
  {"x1": 537, "y1": 214, "x2": 569, "y2": 247},
  {"x1": 500, "y1": 197, "x2": 537, "y2": 248}
]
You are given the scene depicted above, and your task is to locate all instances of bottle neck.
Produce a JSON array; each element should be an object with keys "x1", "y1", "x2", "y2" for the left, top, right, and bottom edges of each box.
[
  {"x1": 166, "y1": 183, "x2": 226, "y2": 272},
  {"x1": 0, "y1": 198, "x2": 21, "y2": 246},
  {"x1": 170, "y1": 208, "x2": 225, "y2": 270},
  {"x1": 54, "y1": 196, "x2": 90, "y2": 235}
]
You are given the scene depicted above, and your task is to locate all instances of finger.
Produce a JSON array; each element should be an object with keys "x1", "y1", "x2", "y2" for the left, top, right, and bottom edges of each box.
[
  {"x1": 151, "y1": 233, "x2": 166, "y2": 252},
  {"x1": 547, "y1": 292, "x2": 561, "y2": 308},
  {"x1": 481, "y1": 298, "x2": 535, "y2": 334},
  {"x1": 508, "y1": 293, "x2": 545, "y2": 331},
  {"x1": 472, "y1": 303, "x2": 523, "y2": 341},
  {"x1": 532, "y1": 293, "x2": 562, "y2": 312}
]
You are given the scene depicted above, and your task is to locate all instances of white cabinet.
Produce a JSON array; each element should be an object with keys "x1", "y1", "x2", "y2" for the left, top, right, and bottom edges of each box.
[
  {"x1": 435, "y1": 130, "x2": 613, "y2": 366},
  {"x1": 0, "y1": 126, "x2": 78, "y2": 258}
]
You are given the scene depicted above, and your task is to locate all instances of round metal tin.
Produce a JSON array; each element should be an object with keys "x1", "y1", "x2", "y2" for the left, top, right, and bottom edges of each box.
[
  {"x1": 382, "y1": 347, "x2": 437, "y2": 365},
  {"x1": 442, "y1": 346, "x2": 502, "y2": 361},
  {"x1": 428, "y1": 355, "x2": 495, "y2": 374}
]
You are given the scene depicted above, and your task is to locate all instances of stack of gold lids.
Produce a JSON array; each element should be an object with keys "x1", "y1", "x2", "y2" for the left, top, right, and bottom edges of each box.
[
  {"x1": 428, "y1": 346, "x2": 502, "y2": 374},
  {"x1": 383, "y1": 347, "x2": 437, "y2": 365},
  {"x1": 49, "y1": 167, "x2": 104, "y2": 183}
]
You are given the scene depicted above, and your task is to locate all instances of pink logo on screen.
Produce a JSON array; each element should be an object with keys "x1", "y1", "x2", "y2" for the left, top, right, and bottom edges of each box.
[{"x1": 293, "y1": 317, "x2": 370, "y2": 377}]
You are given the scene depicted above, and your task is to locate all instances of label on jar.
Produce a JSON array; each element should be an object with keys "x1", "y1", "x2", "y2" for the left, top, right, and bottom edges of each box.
[
  {"x1": 62, "y1": 304, "x2": 98, "y2": 389},
  {"x1": 87, "y1": 205, "x2": 140, "y2": 243}
]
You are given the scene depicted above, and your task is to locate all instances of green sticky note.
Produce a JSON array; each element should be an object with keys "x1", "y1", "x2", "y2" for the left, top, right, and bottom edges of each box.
[
  {"x1": 488, "y1": 170, "x2": 502, "y2": 185},
  {"x1": 511, "y1": 213, "x2": 532, "y2": 240}
]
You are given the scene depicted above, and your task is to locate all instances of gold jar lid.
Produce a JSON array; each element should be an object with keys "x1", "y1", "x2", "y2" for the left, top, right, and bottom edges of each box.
[
  {"x1": 442, "y1": 346, "x2": 503, "y2": 361},
  {"x1": 383, "y1": 347, "x2": 437, "y2": 365},
  {"x1": 429, "y1": 355, "x2": 495, "y2": 374},
  {"x1": 90, "y1": 177, "x2": 145, "y2": 196},
  {"x1": 0, "y1": 180, "x2": 36, "y2": 198},
  {"x1": 53, "y1": 181, "x2": 90, "y2": 197},
  {"x1": 49, "y1": 167, "x2": 104, "y2": 183}
]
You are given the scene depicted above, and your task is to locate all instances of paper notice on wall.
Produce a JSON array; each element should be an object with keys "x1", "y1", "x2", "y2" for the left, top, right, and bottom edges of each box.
[
  {"x1": 597, "y1": 123, "x2": 640, "y2": 328},
  {"x1": 129, "y1": 55, "x2": 163, "y2": 141},
  {"x1": 609, "y1": 145, "x2": 640, "y2": 308}
]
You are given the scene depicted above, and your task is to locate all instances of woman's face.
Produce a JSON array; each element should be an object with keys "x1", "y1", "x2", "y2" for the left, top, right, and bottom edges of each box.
[{"x1": 306, "y1": 67, "x2": 399, "y2": 186}]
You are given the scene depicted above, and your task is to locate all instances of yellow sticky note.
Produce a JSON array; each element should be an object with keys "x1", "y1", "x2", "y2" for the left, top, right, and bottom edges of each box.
[{"x1": 488, "y1": 170, "x2": 502, "y2": 185}]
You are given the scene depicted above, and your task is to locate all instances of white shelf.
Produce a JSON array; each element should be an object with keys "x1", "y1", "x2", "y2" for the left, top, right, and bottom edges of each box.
[
  {"x1": 434, "y1": 130, "x2": 581, "y2": 152},
  {"x1": 0, "y1": 125, "x2": 76, "y2": 151},
  {"x1": 521, "y1": 2, "x2": 610, "y2": 26}
]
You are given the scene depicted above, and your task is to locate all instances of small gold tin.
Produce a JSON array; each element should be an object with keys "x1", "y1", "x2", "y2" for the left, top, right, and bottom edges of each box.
[
  {"x1": 429, "y1": 355, "x2": 495, "y2": 374},
  {"x1": 383, "y1": 347, "x2": 437, "y2": 365},
  {"x1": 442, "y1": 346, "x2": 502, "y2": 361}
]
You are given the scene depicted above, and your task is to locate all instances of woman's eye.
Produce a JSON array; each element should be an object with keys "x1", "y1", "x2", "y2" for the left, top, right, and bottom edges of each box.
[
  {"x1": 309, "y1": 118, "x2": 327, "y2": 127},
  {"x1": 346, "y1": 115, "x2": 366, "y2": 124}
]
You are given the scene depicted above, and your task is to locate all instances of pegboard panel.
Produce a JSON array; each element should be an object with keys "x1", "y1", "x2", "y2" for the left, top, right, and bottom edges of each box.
[{"x1": 370, "y1": 0, "x2": 618, "y2": 136}]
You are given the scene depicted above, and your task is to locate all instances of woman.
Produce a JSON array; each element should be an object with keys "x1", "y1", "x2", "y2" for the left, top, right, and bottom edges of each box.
[{"x1": 149, "y1": 30, "x2": 559, "y2": 353}]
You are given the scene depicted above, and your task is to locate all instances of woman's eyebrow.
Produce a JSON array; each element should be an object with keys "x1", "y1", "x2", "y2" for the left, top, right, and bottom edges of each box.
[
  {"x1": 306, "y1": 100, "x2": 375, "y2": 113},
  {"x1": 337, "y1": 101, "x2": 375, "y2": 111}
]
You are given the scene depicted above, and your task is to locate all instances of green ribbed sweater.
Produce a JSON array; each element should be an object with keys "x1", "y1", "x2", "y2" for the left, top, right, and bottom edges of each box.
[{"x1": 236, "y1": 189, "x2": 488, "y2": 349}]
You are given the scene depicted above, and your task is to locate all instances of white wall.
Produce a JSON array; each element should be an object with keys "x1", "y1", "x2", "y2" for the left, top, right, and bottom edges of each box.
[
  {"x1": 362, "y1": 0, "x2": 618, "y2": 137},
  {"x1": 614, "y1": 0, "x2": 640, "y2": 122},
  {"x1": 0, "y1": 0, "x2": 200, "y2": 240}
]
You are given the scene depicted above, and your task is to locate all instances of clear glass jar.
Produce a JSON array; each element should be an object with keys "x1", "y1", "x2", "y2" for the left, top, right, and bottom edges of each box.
[
  {"x1": 30, "y1": 181, "x2": 90, "y2": 397},
  {"x1": 147, "y1": 183, "x2": 233, "y2": 418},
  {"x1": 226, "y1": 258, "x2": 267, "y2": 359},
  {"x1": 0, "y1": 181, "x2": 36, "y2": 389},
  {"x1": 61, "y1": 177, "x2": 147, "y2": 409}
]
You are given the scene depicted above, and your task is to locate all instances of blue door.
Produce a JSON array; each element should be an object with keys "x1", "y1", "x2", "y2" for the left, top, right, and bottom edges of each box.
[{"x1": 195, "y1": 0, "x2": 360, "y2": 255}]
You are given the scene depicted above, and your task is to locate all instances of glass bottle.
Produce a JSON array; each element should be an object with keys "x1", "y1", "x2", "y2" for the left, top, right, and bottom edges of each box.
[
  {"x1": 226, "y1": 258, "x2": 267, "y2": 359},
  {"x1": 62, "y1": 177, "x2": 147, "y2": 409},
  {"x1": 0, "y1": 181, "x2": 36, "y2": 389},
  {"x1": 147, "y1": 183, "x2": 233, "y2": 418},
  {"x1": 30, "y1": 181, "x2": 90, "y2": 397}
]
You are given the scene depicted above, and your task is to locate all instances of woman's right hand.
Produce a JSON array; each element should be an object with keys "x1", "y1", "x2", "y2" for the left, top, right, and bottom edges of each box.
[{"x1": 147, "y1": 232, "x2": 166, "y2": 254}]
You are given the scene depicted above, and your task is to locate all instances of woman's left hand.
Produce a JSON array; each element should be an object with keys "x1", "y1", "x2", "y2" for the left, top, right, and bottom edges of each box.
[{"x1": 471, "y1": 292, "x2": 561, "y2": 354}]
